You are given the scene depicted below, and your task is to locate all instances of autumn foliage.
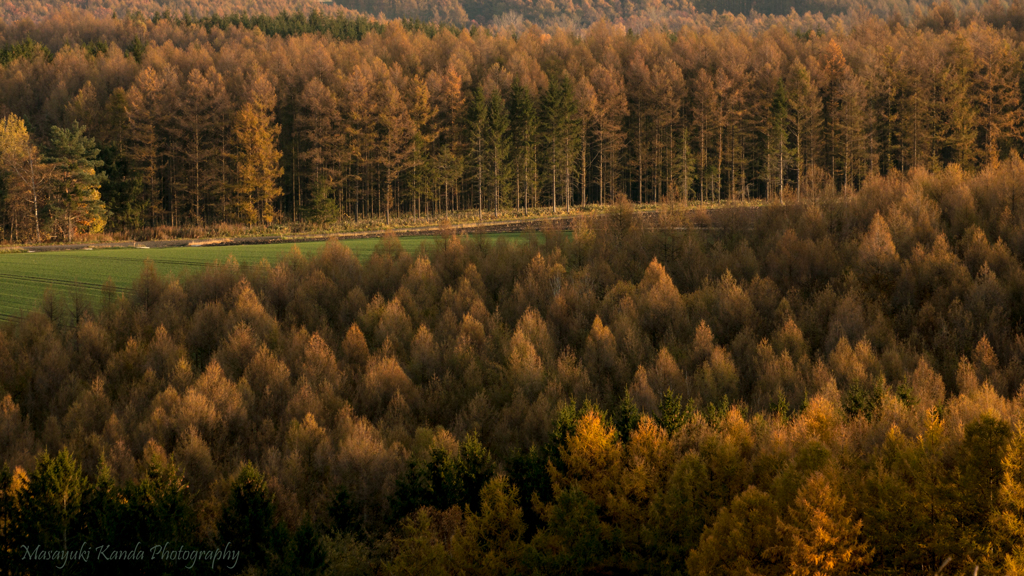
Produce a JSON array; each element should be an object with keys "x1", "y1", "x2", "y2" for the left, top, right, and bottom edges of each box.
[
  {"x1": 5, "y1": 5, "x2": 1024, "y2": 239},
  {"x1": 0, "y1": 153, "x2": 1022, "y2": 573}
]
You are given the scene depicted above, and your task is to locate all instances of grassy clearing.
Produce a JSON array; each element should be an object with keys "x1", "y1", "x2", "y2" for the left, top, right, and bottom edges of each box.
[{"x1": 0, "y1": 232, "x2": 537, "y2": 321}]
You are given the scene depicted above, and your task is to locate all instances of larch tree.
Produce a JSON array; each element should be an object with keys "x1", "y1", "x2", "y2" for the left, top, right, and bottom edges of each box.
[
  {"x1": 296, "y1": 77, "x2": 345, "y2": 223},
  {"x1": 0, "y1": 113, "x2": 50, "y2": 241},
  {"x1": 686, "y1": 486, "x2": 784, "y2": 576},
  {"x1": 341, "y1": 64, "x2": 376, "y2": 219},
  {"x1": 936, "y1": 36, "x2": 978, "y2": 168},
  {"x1": 870, "y1": 47, "x2": 904, "y2": 176},
  {"x1": 574, "y1": 76, "x2": 597, "y2": 208},
  {"x1": 768, "y1": 79, "x2": 789, "y2": 203},
  {"x1": 232, "y1": 72, "x2": 284, "y2": 226},
  {"x1": 625, "y1": 51, "x2": 654, "y2": 205},
  {"x1": 899, "y1": 46, "x2": 939, "y2": 170},
  {"x1": 173, "y1": 67, "x2": 230, "y2": 225},
  {"x1": 588, "y1": 65, "x2": 627, "y2": 206},
  {"x1": 995, "y1": 421, "x2": 1024, "y2": 574},
  {"x1": 692, "y1": 68, "x2": 720, "y2": 202},
  {"x1": 836, "y1": 75, "x2": 873, "y2": 188},
  {"x1": 125, "y1": 66, "x2": 177, "y2": 226},
  {"x1": 374, "y1": 74, "x2": 417, "y2": 225},
  {"x1": 407, "y1": 75, "x2": 438, "y2": 218},
  {"x1": 775, "y1": 472, "x2": 873, "y2": 576},
  {"x1": 786, "y1": 59, "x2": 819, "y2": 199},
  {"x1": 971, "y1": 30, "x2": 1023, "y2": 165},
  {"x1": 432, "y1": 61, "x2": 467, "y2": 216},
  {"x1": 821, "y1": 38, "x2": 850, "y2": 186}
]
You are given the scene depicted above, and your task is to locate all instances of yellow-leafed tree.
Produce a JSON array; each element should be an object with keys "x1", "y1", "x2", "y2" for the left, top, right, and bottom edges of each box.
[
  {"x1": 0, "y1": 113, "x2": 50, "y2": 241},
  {"x1": 233, "y1": 73, "x2": 283, "y2": 226},
  {"x1": 776, "y1": 471, "x2": 873, "y2": 576}
]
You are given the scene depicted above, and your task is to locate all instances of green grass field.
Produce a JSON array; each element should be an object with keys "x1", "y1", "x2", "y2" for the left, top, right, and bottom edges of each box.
[{"x1": 0, "y1": 232, "x2": 536, "y2": 322}]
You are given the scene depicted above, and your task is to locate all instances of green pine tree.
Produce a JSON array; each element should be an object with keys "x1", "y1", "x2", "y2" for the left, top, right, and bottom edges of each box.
[
  {"x1": 486, "y1": 92, "x2": 511, "y2": 216},
  {"x1": 46, "y1": 122, "x2": 107, "y2": 241},
  {"x1": 218, "y1": 462, "x2": 284, "y2": 573},
  {"x1": 466, "y1": 87, "x2": 488, "y2": 219},
  {"x1": 509, "y1": 80, "x2": 539, "y2": 213},
  {"x1": 542, "y1": 75, "x2": 582, "y2": 213}
]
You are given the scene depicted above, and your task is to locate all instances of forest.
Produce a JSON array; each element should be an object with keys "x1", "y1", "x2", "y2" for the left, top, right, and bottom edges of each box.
[
  {"x1": 4, "y1": 2, "x2": 1024, "y2": 575},
  {"x1": 2, "y1": 0, "x2": 1022, "y2": 24},
  {"x1": 4, "y1": 3, "x2": 1024, "y2": 240},
  {"x1": 1, "y1": 156, "x2": 1024, "y2": 573}
]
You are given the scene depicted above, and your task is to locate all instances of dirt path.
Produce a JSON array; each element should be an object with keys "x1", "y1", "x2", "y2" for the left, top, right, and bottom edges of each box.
[
  {"x1": 12, "y1": 201, "x2": 775, "y2": 254},
  {"x1": 17, "y1": 215, "x2": 577, "y2": 253}
]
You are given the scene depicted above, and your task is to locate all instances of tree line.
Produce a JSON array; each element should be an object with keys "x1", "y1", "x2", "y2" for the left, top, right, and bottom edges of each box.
[
  {"x1": 1, "y1": 154, "x2": 1024, "y2": 573},
  {"x1": 3, "y1": 0, "x2": 1023, "y2": 25},
  {"x1": 3, "y1": 5, "x2": 1024, "y2": 239}
]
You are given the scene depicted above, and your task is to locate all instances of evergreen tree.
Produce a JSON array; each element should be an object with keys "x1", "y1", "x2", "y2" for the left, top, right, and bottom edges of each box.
[
  {"x1": 509, "y1": 80, "x2": 539, "y2": 213},
  {"x1": 0, "y1": 465, "x2": 24, "y2": 575},
  {"x1": 120, "y1": 457, "x2": 196, "y2": 550},
  {"x1": 46, "y1": 122, "x2": 107, "y2": 242},
  {"x1": 19, "y1": 450, "x2": 87, "y2": 554},
  {"x1": 656, "y1": 390, "x2": 685, "y2": 436},
  {"x1": 466, "y1": 87, "x2": 488, "y2": 218},
  {"x1": 451, "y1": 475, "x2": 527, "y2": 575},
  {"x1": 218, "y1": 462, "x2": 284, "y2": 572},
  {"x1": 614, "y1": 393, "x2": 641, "y2": 441},
  {"x1": 486, "y1": 91, "x2": 511, "y2": 216},
  {"x1": 542, "y1": 75, "x2": 582, "y2": 213}
]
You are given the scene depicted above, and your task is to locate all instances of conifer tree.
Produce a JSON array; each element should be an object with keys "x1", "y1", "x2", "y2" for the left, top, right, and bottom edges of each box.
[
  {"x1": 124, "y1": 66, "x2": 176, "y2": 226},
  {"x1": 296, "y1": 77, "x2": 345, "y2": 223},
  {"x1": 466, "y1": 87, "x2": 488, "y2": 218},
  {"x1": 996, "y1": 422, "x2": 1024, "y2": 573},
  {"x1": 0, "y1": 113, "x2": 49, "y2": 241},
  {"x1": 20, "y1": 450, "x2": 87, "y2": 553},
  {"x1": 451, "y1": 475, "x2": 527, "y2": 575},
  {"x1": 937, "y1": 37, "x2": 979, "y2": 167},
  {"x1": 775, "y1": 472, "x2": 873, "y2": 576},
  {"x1": 0, "y1": 465, "x2": 23, "y2": 575},
  {"x1": 218, "y1": 462, "x2": 284, "y2": 572},
  {"x1": 509, "y1": 80, "x2": 539, "y2": 213},
  {"x1": 46, "y1": 122, "x2": 106, "y2": 241},
  {"x1": 232, "y1": 75, "x2": 284, "y2": 226},
  {"x1": 171, "y1": 67, "x2": 230, "y2": 225},
  {"x1": 769, "y1": 80, "x2": 790, "y2": 203},
  {"x1": 374, "y1": 75, "x2": 418, "y2": 225},
  {"x1": 687, "y1": 486, "x2": 783, "y2": 576},
  {"x1": 486, "y1": 91, "x2": 511, "y2": 216},
  {"x1": 542, "y1": 75, "x2": 581, "y2": 213}
]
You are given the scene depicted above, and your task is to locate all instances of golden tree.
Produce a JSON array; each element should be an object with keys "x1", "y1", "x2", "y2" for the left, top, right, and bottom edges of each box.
[
  {"x1": 994, "y1": 422, "x2": 1024, "y2": 573},
  {"x1": 232, "y1": 73, "x2": 283, "y2": 226},
  {"x1": 776, "y1": 471, "x2": 873, "y2": 576},
  {"x1": 0, "y1": 113, "x2": 50, "y2": 241}
]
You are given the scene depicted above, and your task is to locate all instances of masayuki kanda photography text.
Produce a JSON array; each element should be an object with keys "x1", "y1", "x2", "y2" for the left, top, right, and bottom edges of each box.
[{"x1": 19, "y1": 541, "x2": 240, "y2": 570}]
